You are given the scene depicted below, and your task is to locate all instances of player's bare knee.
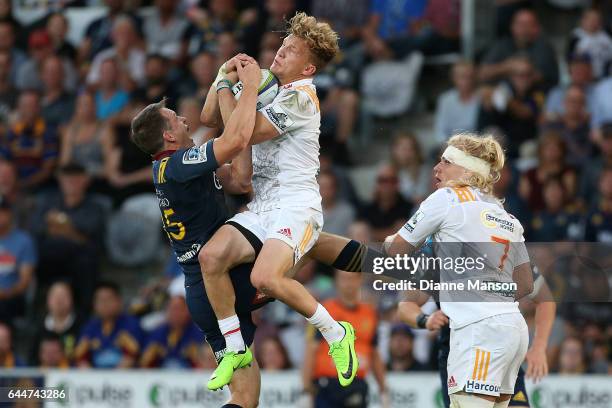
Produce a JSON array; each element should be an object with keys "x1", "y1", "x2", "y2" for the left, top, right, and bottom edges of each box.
[
  {"x1": 198, "y1": 242, "x2": 228, "y2": 276},
  {"x1": 250, "y1": 272, "x2": 277, "y2": 296}
]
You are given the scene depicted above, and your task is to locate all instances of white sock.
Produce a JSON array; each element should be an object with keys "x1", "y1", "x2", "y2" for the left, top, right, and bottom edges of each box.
[
  {"x1": 218, "y1": 315, "x2": 245, "y2": 352},
  {"x1": 306, "y1": 303, "x2": 345, "y2": 344}
]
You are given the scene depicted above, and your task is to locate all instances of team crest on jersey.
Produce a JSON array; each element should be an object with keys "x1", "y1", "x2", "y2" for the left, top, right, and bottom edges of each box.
[
  {"x1": 403, "y1": 210, "x2": 425, "y2": 233},
  {"x1": 265, "y1": 105, "x2": 293, "y2": 131},
  {"x1": 182, "y1": 146, "x2": 207, "y2": 164}
]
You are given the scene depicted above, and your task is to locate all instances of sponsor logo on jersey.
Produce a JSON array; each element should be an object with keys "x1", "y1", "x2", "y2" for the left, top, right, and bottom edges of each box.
[
  {"x1": 265, "y1": 105, "x2": 293, "y2": 131},
  {"x1": 403, "y1": 210, "x2": 425, "y2": 233},
  {"x1": 182, "y1": 146, "x2": 207, "y2": 164},
  {"x1": 465, "y1": 380, "x2": 501, "y2": 395},
  {"x1": 480, "y1": 210, "x2": 515, "y2": 232},
  {"x1": 277, "y1": 227, "x2": 292, "y2": 240},
  {"x1": 448, "y1": 375, "x2": 457, "y2": 388},
  {"x1": 176, "y1": 244, "x2": 202, "y2": 263}
]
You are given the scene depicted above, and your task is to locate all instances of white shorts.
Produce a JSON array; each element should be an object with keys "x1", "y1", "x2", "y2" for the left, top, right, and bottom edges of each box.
[
  {"x1": 447, "y1": 313, "x2": 528, "y2": 397},
  {"x1": 228, "y1": 208, "x2": 323, "y2": 264}
]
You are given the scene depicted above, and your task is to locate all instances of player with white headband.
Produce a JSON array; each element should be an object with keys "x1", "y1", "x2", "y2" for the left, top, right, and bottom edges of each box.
[{"x1": 385, "y1": 133, "x2": 534, "y2": 408}]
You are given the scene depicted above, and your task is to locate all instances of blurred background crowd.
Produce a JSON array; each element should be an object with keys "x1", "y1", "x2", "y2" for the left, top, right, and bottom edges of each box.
[{"x1": 0, "y1": 0, "x2": 610, "y2": 386}]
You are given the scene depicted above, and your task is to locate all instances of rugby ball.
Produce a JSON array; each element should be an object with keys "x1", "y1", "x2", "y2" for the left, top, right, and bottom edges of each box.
[{"x1": 231, "y1": 68, "x2": 279, "y2": 110}]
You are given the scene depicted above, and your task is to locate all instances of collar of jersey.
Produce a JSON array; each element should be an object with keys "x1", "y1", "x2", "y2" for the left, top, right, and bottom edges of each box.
[
  {"x1": 282, "y1": 77, "x2": 313, "y2": 89},
  {"x1": 152, "y1": 150, "x2": 176, "y2": 161}
]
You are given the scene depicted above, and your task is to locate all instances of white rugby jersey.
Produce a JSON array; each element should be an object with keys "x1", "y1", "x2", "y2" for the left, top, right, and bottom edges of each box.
[
  {"x1": 398, "y1": 186, "x2": 530, "y2": 329},
  {"x1": 249, "y1": 78, "x2": 322, "y2": 214}
]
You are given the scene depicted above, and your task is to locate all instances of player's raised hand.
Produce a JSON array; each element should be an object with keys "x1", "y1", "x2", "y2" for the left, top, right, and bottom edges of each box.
[
  {"x1": 226, "y1": 53, "x2": 257, "y2": 71},
  {"x1": 425, "y1": 310, "x2": 449, "y2": 331},
  {"x1": 525, "y1": 346, "x2": 548, "y2": 383},
  {"x1": 237, "y1": 60, "x2": 261, "y2": 90}
]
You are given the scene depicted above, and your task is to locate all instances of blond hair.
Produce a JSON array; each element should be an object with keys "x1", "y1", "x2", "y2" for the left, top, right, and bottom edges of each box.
[
  {"x1": 446, "y1": 133, "x2": 505, "y2": 194},
  {"x1": 287, "y1": 12, "x2": 339, "y2": 71}
]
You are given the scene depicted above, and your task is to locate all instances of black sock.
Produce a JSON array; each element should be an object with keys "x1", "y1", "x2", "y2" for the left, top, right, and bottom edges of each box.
[
  {"x1": 332, "y1": 239, "x2": 366, "y2": 272},
  {"x1": 221, "y1": 404, "x2": 243, "y2": 408}
]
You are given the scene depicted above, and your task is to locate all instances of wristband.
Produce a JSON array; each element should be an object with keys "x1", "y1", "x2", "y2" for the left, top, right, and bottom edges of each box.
[
  {"x1": 216, "y1": 79, "x2": 233, "y2": 93},
  {"x1": 416, "y1": 313, "x2": 429, "y2": 329}
]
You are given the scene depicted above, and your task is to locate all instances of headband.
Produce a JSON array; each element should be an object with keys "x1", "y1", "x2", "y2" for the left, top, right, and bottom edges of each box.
[{"x1": 442, "y1": 145, "x2": 491, "y2": 178}]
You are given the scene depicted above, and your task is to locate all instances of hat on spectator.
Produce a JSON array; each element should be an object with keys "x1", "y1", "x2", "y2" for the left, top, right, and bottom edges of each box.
[
  {"x1": 29, "y1": 29, "x2": 51, "y2": 49},
  {"x1": 390, "y1": 323, "x2": 414, "y2": 338}
]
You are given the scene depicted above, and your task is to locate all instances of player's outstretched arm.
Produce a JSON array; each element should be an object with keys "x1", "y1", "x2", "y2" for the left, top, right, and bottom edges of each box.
[
  {"x1": 212, "y1": 61, "x2": 260, "y2": 166},
  {"x1": 200, "y1": 83, "x2": 221, "y2": 128},
  {"x1": 525, "y1": 279, "x2": 555, "y2": 382}
]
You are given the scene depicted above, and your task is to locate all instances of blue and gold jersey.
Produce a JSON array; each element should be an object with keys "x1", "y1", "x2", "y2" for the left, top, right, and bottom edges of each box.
[
  {"x1": 75, "y1": 314, "x2": 143, "y2": 368},
  {"x1": 140, "y1": 322, "x2": 204, "y2": 368},
  {"x1": 152, "y1": 141, "x2": 228, "y2": 285}
]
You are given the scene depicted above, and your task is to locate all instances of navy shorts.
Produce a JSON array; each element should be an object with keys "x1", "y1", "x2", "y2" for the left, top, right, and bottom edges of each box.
[{"x1": 184, "y1": 262, "x2": 272, "y2": 361}]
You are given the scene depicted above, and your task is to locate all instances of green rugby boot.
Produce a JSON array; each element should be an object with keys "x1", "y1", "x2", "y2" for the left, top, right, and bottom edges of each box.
[
  {"x1": 207, "y1": 347, "x2": 253, "y2": 390},
  {"x1": 328, "y1": 321, "x2": 359, "y2": 387}
]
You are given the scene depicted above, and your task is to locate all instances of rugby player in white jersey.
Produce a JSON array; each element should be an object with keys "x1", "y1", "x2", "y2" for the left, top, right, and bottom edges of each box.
[
  {"x1": 385, "y1": 133, "x2": 534, "y2": 408},
  {"x1": 198, "y1": 13, "x2": 358, "y2": 391}
]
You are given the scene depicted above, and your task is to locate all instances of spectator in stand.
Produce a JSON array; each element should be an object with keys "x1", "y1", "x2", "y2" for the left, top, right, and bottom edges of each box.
[
  {"x1": 584, "y1": 166, "x2": 612, "y2": 242},
  {"x1": 185, "y1": 0, "x2": 241, "y2": 55},
  {"x1": 94, "y1": 58, "x2": 130, "y2": 120},
  {"x1": 59, "y1": 92, "x2": 111, "y2": 183},
  {"x1": 557, "y1": 337, "x2": 587, "y2": 374},
  {"x1": 519, "y1": 131, "x2": 577, "y2": 212},
  {"x1": 590, "y1": 73, "x2": 612, "y2": 140},
  {"x1": 0, "y1": 90, "x2": 58, "y2": 190},
  {"x1": 434, "y1": 61, "x2": 480, "y2": 143},
  {"x1": 0, "y1": 21, "x2": 26, "y2": 84},
  {"x1": 544, "y1": 53, "x2": 595, "y2": 118},
  {"x1": 494, "y1": 0, "x2": 533, "y2": 38},
  {"x1": 215, "y1": 31, "x2": 240, "y2": 69},
  {"x1": 178, "y1": 96, "x2": 216, "y2": 147},
  {"x1": 479, "y1": 9, "x2": 558, "y2": 90},
  {"x1": 46, "y1": 13, "x2": 77, "y2": 61},
  {"x1": 311, "y1": 0, "x2": 369, "y2": 48},
  {"x1": 140, "y1": 295, "x2": 204, "y2": 368},
  {"x1": 79, "y1": 0, "x2": 135, "y2": 62},
  {"x1": 568, "y1": 9, "x2": 612, "y2": 79},
  {"x1": 0, "y1": 196, "x2": 36, "y2": 324},
  {"x1": 543, "y1": 85, "x2": 593, "y2": 168},
  {"x1": 258, "y1": 335, "x2": 292, "y2": 371},
  {"x1": 132, "y1": 54, "x2": 177, "y2": 111},
  {"x1": 30, "y1": 281, "x2": 82, "y2": 365},
  {"x1": 104, "y1": 101, "x2": 152, "y2": 206},
  {"x1": 361, "y1": 0, "x2": 427, "y2": 60},
  {"x1": 527, "y1": 177, "x2": 581, "y2": 242},
  {"x1": 580, "y1": 123, "x2": 612, "y2": 206},
  {"x1": 479, "y1": 57, "x2": 545, "y2": 158},
  {"x1": 319, "y1": 171, "x2": 355, "y2": 236},
  {"x1": 180, "y1": 51, "x2": 216, "y2": 101},
  {"x1": 39, "y1": 334, "x2": 70, "y2": 368},
  {"x1": 390, "y1": 132, "x2": 430, "y2": 204},
  {"x1": 0, "y1": 323, "x2": 24, "y2": 367},
  {"x1": 41, "y1": 55, "x2": 76, "y2": 128},
  {"x1": 303, "y1": 270, "x2": 387, "y2": 407},
  {"x1": 16, "y1": 29, "x2": 78, "y2": 93},
  {"x1": 75, "y1": 281, "x2": 143, "y2": 368},
  {"x1": 142, "y1": 0, "x2": 192, "y2": 65},
  {"x1": 87, "y1": 15, "x2": 146, "y2": 91},
  {"x1": 360, "y1": 164, "x2": 413, "y2": 241},
  {"x1": 387, "y1": 323, "x2": 428, "y2": 372},
  {"x1": 241, "y1": 0, "x2": 297, "y2": 57},
  {"x1": 494, "y1": 165, "x2": 531, "y2": 225},
  {"x1": 0, "y1": 0, "x2": 25, "y2": 48},
  {"x1": 0, "y1": 51, "x2": 16, "y2": 123},
  {"x1": 31, "y1": 163, "x2": 105, "y2": 309}
]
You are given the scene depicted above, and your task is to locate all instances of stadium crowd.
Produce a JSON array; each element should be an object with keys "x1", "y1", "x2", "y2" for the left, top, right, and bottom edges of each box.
[{"x1": 0, "y1": 0, "x2": 609, "y2": 390}]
